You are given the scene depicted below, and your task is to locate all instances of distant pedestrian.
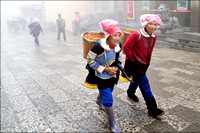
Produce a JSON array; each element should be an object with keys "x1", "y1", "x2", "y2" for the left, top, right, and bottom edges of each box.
[
  {"x1": 19, "y1": 16, "x2": 27, "y2": 31},
  {"x1": 56, "y1": 13, "x2": 66, "y2": 41},
  {"x1": 12, "y1": 17, "x2": 20, "y2": 33},
  {"x1": 28, "y1": 17, "x2": 43, "y2": 45},
  {"x1": 121, "y1": 14, "x2": 164, "y2": 117},
  {"x1": 74, "y1": 11, "x2": 80, "y2": 34},
  {"x1": 6, "y1": 17, "x2": 13, "y2": 32},
  {"x1": 85, "y1": 19, "x2": 123, "y2": 132}
]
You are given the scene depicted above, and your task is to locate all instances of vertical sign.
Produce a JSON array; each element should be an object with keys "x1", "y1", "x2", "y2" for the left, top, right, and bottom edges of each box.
[{"x1": 127, "y1": 1, "x2": 134, "y2": 19}]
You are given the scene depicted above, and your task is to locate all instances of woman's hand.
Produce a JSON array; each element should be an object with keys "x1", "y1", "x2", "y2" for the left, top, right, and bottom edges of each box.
[{"x1": 104, "y1": 66, "x2": 119, "y2": 75}]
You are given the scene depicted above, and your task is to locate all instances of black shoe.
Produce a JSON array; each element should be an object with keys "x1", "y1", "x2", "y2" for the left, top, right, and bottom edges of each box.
[
  {"x1": 127, "y1": 93, "x2": 139, "y2": 102},
  {"x1": 148, "y1": 108, "x2": 164, "y2": 116}
]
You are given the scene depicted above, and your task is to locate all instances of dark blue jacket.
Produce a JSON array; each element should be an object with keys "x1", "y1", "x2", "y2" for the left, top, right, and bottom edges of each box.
[{"x1": 28, "y1": 22, "x2": 43, "y2": 37}]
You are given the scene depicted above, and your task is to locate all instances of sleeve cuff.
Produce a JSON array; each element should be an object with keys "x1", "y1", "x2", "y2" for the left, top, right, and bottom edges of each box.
[{"x1": 97, "y1": 65, "x2": 105, "y2": 74}]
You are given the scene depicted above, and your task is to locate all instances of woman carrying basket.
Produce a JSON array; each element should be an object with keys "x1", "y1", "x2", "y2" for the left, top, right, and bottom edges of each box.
[
  {"x1": 122, "y1": 14, "x2": 164, "y2": 117},
  {"x1": 85, "y1": 19, "x2": 123, "y2": 132}
]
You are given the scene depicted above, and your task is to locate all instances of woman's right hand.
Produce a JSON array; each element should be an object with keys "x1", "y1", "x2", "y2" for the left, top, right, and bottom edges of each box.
[{"x1": 104, "y1": 66, "x2": 118, "y2": 75}]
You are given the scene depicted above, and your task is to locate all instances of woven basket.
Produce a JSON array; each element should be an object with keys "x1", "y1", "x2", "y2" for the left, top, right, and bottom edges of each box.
[
  {"x1": 120, "y1": 28, "x2": 137, "y2": 53},
  {"x1": 82, "y1": 32, "x2": 105, "y2": 59},
  {"x1": 121, "y1": 28, "x2": 137, "y2": 45}
]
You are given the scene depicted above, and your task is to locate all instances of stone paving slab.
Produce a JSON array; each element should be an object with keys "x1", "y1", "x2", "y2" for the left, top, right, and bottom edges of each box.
[{"x1": 1, "y1": 30, "x2": 200, "y2": 132}]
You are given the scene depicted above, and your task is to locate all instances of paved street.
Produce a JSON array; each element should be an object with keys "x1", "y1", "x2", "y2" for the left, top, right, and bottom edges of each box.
[{"x1": 1, "y1": 29, "x2": 200, "y2": 132}]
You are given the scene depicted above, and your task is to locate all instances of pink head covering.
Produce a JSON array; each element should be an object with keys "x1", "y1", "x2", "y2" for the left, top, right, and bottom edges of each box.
[
  {"x1": 99, "y1": 19, "x2": 123, "y2": 37},
  {"x1": 140, "y1": 14, "x2": 163, "y2": 28},
  {"x1": 33, "y1": 17, "x2": 39, "y2": 22}
]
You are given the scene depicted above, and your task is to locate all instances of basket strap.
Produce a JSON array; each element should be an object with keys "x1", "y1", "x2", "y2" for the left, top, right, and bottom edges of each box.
[
  {"x1": 137, "y1": 31, "x2": 142, "y2": 42},
  {"x1": 95, "y1": 41, "x2": 103, "y2": 55}
]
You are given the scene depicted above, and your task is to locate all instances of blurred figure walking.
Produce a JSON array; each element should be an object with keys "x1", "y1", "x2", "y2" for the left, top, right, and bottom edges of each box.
[
  {"x1": 12, "y1": 17, "x2": 20, "y2": 33},
  {"x1": 75, "y1": 11, "x2": 80, "y2": 34},
  {"x1": 19, "y1": 16, "x2": 27, "y2": 31},
  {"x1": 6, "y1": 17, "x2": 13, "y2": 32},
  {"x1": 28, "y1": 17, "x2": 43, "y2": 45},
  {"x1": 56, "y1": 13, "x2": 66, "y2": 41}
]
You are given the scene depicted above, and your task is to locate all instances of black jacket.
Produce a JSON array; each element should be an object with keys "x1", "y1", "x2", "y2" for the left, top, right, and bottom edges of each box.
[{"x1": 28, "y1": 22, "x2": 43, "y2": 37}]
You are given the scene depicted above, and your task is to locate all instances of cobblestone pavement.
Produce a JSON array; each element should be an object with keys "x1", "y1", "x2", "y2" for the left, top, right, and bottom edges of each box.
[{"x1": 1, "y1": 30, "x2": 200, "y2": 132}]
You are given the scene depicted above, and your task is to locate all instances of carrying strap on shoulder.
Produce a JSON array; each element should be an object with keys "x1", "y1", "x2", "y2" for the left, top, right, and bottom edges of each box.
[
  {"x1": 128, "y1": 32, "x2": 141, "y2": 60},
  {"x1": 94, "y1": 41, "x2": 121, "y2": 65},
  {"x1": 137, "y1": 31, "x2": 142, "y2": 42},
  {"x1": 115, "y1": 42, "x2": 122, "y2": 63},
  {"x1": 94, "y1": 41, "x2": 102, "y2": 55}
]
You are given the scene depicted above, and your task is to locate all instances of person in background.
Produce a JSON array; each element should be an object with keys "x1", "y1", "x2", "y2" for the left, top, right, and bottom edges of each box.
[
  {"x1": 122, "y1": 14, "x2": 165, "y2": 117},
  {"x1": 86, "y1": 19, "x2": 123, "y2": 133},
  {"x1": 6, "y1": 17, "x2": 13, "y2": 32},
  {"x1": 75, "y1": 11, "x2": 80, "y2": 34},
  {"x1": 12, "y1": 17, "x2": 20, "y2": 33},
  {"x1": 56, "y1": 13, "x2": 66, "y2": 41},
  {"x1": 19, "y1": 16, "x2": 27, "y2": 31},
  {"x1": 28, "y1": 17, "x2": 43, "y2": 45}
]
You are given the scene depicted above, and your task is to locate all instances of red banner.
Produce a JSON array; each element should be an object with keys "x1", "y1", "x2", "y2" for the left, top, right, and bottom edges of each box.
[{"x1": 127, "y1": 1, "x2": 134, "y2": 19}]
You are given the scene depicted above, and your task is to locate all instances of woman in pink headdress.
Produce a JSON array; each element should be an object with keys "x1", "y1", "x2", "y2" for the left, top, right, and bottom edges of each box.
[
  {"x1": 85, "y1": 19, "x2": 123, "y2": 132},
  {"x1": 121, "y1": 14, "x2": 165, "y2": 117}
]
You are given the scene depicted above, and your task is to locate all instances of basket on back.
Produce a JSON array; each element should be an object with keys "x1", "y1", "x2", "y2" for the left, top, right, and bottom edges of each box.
[
  {"x1": 82, "y1": 32, "x2": 105, "y2": 59},
  {"x1": 120, "y1": 28, "x2": 137, "y2": 53}
]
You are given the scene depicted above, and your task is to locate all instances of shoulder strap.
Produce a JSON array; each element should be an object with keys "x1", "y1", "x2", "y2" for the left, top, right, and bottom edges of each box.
[
  {"x1": 94, "y1": 41, "x2": 103, "y2": 55},
  {"x1": 115, "y1": 42, "x2": 122, "y2": 62},
  {"x1": 137, "y1": 31, "x2": 142, "y2": 42},
  {"x1": 95, "y1": 41, "x2": 121, "y2": 61}
]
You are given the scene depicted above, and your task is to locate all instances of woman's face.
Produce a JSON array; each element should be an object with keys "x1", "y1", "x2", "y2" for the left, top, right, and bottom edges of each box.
[
  {"x1": 145, "y1": 20, "x2": 159, "y2": 35},
  {"x1": 107, "y1": 32, "x2": 121, "y2": 46}
]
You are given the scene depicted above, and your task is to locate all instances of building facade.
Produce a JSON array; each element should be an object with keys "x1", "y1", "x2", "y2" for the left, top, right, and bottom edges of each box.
[
  {"x1": 92, "y1": 0, "x2": 200, "y2": 33},
  {"x1": 22, "y1": 1, "x2": 198, "y2": 33}
]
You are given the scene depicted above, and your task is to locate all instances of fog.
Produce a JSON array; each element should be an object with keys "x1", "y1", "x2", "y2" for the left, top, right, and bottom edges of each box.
[
  {"x1": 1, "y1": 1, "x2": 42, "y2": 18},
  {"x1": 1, "y1": 1, "x2": 19, "y2": 30},
  {"x1": 1, "y1": 1, "x2": 43, "y2": 32}
]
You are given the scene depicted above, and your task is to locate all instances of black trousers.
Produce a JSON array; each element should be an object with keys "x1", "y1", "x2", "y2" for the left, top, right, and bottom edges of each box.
[{"x1": 123, "y1": 59, "x2": 149, "y2": 79}]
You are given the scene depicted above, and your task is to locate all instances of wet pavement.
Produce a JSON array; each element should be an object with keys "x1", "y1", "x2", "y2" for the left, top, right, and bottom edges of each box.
[{"x1": 1, "y1": 30, "x2": 200, "y2": 132}]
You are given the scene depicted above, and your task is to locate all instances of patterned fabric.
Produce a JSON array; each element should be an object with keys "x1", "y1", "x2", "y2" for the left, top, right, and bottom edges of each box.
[
  {"x1": 140, "y1": 14, "x2": 162, "y2": 28},
  {"x1": 139, "y1": 29, "x2": 155, "y2": 38},
  {"x1": 87, "y1": 40, "x2": 122, "y2": 79},
  {"x1": 123, "y1": 29, "x2": 156, "y2": 65}
]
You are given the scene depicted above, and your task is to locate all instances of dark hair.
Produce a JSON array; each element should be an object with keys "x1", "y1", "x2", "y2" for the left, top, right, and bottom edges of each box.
[
  {"x1": 75, "y1": 12, "x2": 79, "y2": 14},
  {"x1": 58, "y1": 13, "x2": 61, "y2": 17}
]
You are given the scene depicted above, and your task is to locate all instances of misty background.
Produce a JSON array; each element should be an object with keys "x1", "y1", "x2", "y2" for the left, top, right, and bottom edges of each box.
[
  {"x1": 1, "y1": 1, "x2": 43, "y2": 32},
  {"x1": 1, "y1": 1, "x2": 199, "y2": 34}
]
